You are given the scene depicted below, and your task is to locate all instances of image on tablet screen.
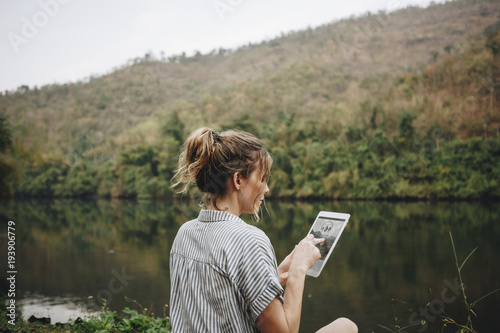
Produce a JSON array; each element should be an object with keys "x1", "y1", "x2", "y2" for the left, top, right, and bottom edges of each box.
[{"x1": 309, "y1": 217, "x2": 345, "y2": 260}]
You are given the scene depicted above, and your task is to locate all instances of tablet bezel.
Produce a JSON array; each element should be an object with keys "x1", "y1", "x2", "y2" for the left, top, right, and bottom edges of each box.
[{"x1": 306, "y1": 211, "x2": 350, "y2": 278}]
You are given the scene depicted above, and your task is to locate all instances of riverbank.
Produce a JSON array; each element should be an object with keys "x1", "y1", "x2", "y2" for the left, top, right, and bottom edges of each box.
[{"x1": 0, "y1": 303, "x2": 171, "y2": 333}]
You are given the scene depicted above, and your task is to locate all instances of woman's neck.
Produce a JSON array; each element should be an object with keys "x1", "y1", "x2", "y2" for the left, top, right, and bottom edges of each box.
[{"x1": 207, "y1": 193, "x2": 241, "y2": 216}]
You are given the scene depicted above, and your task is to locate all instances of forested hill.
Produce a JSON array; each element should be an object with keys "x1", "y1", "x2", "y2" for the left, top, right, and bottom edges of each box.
[{"x1": 1, "y1": 0, "x2": 500, "y2": 200}]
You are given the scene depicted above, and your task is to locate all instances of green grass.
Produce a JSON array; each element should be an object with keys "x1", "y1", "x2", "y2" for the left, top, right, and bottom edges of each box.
[
  {"x1": 441, "y1": 232, "x2": 500, "y2": 332},
  {"x1": 0, "y1": 298, "x2": 171, "y2": 333}
]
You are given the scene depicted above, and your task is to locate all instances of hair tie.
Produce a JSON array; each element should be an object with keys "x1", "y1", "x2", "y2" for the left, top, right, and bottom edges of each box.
[{"x1": 212, "y1": 131, "x2": 221, "y2": 142}]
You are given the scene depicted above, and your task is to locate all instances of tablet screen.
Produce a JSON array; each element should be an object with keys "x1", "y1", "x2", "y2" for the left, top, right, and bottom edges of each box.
[
  {"x1": 307, "y1": 212, "x2": 349, "y2": 277},
  {"x1": 310, "y1": 216, "x2": 346, "y2": 261}
]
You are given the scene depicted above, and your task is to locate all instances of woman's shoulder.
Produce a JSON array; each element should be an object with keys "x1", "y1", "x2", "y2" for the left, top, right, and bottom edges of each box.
[
  {"x1": 223, "y1": 218, "x2": 266, "y2": 236},
  {"x1": 175, "y1": 218, "x2": 199, "y2": 232},
  {"x1": 233, "y1": 222, "x2": 273, "y2": 252}
]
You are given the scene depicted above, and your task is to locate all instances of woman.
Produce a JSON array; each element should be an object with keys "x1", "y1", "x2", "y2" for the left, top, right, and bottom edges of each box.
[{"x1": 170, "y1": 127, "x2": 357, "y2": 333}]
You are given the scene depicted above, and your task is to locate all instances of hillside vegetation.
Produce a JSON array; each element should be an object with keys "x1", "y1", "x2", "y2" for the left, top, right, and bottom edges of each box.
[{"x1": 1, "y1": 0, "x2": 499, "y2": 200}]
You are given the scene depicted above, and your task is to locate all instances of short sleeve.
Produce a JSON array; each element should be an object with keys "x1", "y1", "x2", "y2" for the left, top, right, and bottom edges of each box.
[{"x1": 235, "y1": 228, "x2": 284, "y2": 322}]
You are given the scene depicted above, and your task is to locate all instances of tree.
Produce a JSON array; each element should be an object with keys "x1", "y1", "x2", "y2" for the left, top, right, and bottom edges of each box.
[
  {"x1": 221, "y1": 113, "x2": 257, "y2": 134},
  {"x1": 0, "y1": 118, "x2": 10, "y2": 149},
  {"x1": 162, "y1": 111, "x2": 185, "y2": 144},
  {"x1": 398, "y1": 112, "x2": 417, "y2": 150},
  {"x1": 0, "y1": 116, "x2": 16, "y2": 201},
  {"x1": 484, "y1": 20, "x2": 500, "y2": 57}
]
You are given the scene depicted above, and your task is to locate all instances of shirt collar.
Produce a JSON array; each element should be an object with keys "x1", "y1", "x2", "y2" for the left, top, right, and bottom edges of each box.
[{"x1": 198, "y1": 209, "x2": 243, "y2": 223}]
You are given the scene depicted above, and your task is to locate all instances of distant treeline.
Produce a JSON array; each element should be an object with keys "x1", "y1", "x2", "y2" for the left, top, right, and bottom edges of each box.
[{"x1": 3, "y1": 111, "x2": 499, "y2": 201}]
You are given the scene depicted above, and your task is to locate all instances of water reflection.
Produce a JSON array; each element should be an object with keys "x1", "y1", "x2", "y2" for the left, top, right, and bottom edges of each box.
[
  {"x1": 18, "y1": 292, "x2": 95, "y2": 324},
  {"x1": 0, "y1": 199, "x2": 499, "y2": 331}
]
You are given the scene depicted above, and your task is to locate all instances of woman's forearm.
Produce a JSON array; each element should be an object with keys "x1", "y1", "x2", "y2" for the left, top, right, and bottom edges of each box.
[
  {"x1": 282, "y1": 266, "x2": 307, "y2": 333},
  {"x1": 258, "y1": 235, "x2": 321, "y2": 333}
]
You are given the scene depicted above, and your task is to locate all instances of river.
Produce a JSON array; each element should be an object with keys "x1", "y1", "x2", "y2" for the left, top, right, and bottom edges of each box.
[{"x1": 1, "y1": 199, "x2": 499, "y2": 332}]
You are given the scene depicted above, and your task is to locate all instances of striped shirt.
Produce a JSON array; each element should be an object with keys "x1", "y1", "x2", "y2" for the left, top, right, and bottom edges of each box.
[{"x1": 170, "y1": 209, "x2": 284, "y2": 332}]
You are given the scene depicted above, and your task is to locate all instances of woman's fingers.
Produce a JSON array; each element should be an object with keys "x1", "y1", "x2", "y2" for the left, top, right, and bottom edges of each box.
[
  {"x1": 283, "y1": 236, "x2": 326, "y2": 277},
  {"x1": 293, "y1": 235, "x2": 324, "y2": 268},
  {"x1": 304, "y1": 234, "x2": 325, "y2": 246},
  {"x1": 311, "y1": 237, "x2": 325, "y2": 245}
]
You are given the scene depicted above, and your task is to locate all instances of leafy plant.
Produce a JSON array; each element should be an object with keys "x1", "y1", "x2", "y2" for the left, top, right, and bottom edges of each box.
[
  {"x1": 378, "y1": 299, "x2": 413, "y2": 333},
  {"x1": 441, "y1": 232, "x2": 500, "y2": 332}
]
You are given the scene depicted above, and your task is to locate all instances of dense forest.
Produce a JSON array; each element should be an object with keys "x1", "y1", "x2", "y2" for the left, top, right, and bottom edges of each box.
[{"x1": 1, "y1": 0, "x2": 499, "y2": 201}]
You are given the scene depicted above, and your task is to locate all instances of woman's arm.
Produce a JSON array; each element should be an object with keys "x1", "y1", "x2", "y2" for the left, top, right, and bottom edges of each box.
[{"x1": 257, "y1": 235, "x2": 324, "y2": 333}]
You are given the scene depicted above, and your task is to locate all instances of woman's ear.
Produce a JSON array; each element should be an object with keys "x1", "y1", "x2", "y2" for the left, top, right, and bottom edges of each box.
[{"x1": 231, "y1": 172, "x2": 242, "y2": 190}]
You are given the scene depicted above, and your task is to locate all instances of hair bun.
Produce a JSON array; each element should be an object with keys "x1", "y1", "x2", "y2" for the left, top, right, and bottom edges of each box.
[{"x1": 212, "y1": 131, "x2": 221, "y2": 142}]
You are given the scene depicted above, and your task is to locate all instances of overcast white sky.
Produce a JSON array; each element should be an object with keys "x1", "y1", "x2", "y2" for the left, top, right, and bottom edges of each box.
[{"x1": 0, "y1": 0, "x2": 447, "y2": 92}]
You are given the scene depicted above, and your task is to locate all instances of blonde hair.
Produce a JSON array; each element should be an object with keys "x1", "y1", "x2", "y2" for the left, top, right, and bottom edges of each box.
[{"x1": 171, "y1": 127, "x2": 272, "y2": 209}]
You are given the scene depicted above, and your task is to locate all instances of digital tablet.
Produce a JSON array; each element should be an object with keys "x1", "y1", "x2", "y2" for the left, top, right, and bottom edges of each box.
[{"x1": 306, "y1": 211, "x2": 350, "y2": 278}]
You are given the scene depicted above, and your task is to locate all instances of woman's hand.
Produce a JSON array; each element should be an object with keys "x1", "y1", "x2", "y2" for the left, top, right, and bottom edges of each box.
[
  {"x1": 278, "y1": 247, "x2": 295, "y2": 286},
  {"x1": 289, "y1": 234, "x2": 324, "y2": 275},
  {"x1": 278, "y1": 234, "x2": 325, "y2": 285}
]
